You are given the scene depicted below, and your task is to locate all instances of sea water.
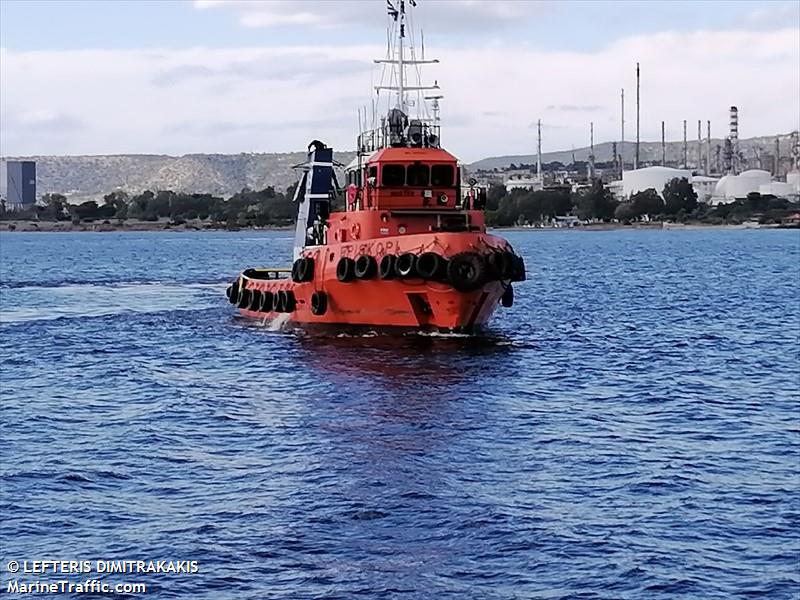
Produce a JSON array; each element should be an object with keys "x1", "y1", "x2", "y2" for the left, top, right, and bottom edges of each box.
[{"x1": 1, "y1": 229, "x2": 798, "y2": 598}]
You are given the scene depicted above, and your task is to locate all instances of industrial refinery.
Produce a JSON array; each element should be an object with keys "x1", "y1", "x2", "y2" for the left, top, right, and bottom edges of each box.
[{"x1": 480, "y1": 63, "x2": 799, "y2": 212}]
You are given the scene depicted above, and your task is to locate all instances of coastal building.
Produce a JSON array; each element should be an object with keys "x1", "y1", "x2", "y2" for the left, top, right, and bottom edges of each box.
[
  {"x1": 4, "y1": 160, "x2": 37, "y2": 209},
  {"x1": 622, "y1": 166, "x2": 692, "y2": 199},
  {"x1": 504, "y1": 175, "x2": 543, "y2": 192}
]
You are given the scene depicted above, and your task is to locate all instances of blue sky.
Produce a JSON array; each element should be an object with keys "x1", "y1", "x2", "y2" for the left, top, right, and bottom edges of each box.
[
  {"x1": 2, "y1": 0, "x2": 794, "y2": 51},
  {"x1": 1, "y1": 0, "x2": 798, "y2": 160}
]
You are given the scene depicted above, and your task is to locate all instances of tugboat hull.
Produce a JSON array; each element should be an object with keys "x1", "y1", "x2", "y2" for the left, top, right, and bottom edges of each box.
[{"x1": 228, "y1": 231, "x2": 522, "y2": 333}]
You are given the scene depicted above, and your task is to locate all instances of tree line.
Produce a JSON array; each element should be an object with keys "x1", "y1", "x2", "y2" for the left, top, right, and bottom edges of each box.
[
  {"x1": 1, "y1": 177, "x2": 796, "y2": 227},
  {"x1": 0, "y1": 185, "x2": 299, "y2": 227},
  {"x1": 485, "y1": 177, "x2": 798, "y2": 226}
]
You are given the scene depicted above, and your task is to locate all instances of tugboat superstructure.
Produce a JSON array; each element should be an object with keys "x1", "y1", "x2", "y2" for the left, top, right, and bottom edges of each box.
[{"x1": 226, "y1": 0, "x2": 525, "y2": 332}]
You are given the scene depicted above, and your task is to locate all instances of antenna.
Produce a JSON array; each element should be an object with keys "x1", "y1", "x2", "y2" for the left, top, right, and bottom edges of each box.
[
  {"x1": 697, "y1": 120, "x2": 702, "y2": 172},
  {"x1": 635, "y1": 62, "x2": 640, "y2": 170},
  {"x1": 620, "y1": 88, "x2": 625, "y2": 175},
  {"x1": 775, "y1": 136, "x2": 780, "y2": 176},
  {"x1": 683, "y1": 119, "x2": 687, "y2": 168},
  {"x1": 537, "y1": 119, "x2": 542, "y2": 181}
]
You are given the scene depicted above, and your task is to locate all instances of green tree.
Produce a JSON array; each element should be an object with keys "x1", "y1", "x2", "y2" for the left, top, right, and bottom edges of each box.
[
  {"x1": 103, "y1": 191, "x2": 129, "y2": 220},
  {"x1": 631, "y1": 188, "x2": 664, "y2": 218},
  {"x1": 38, "y1": 193, "x2": 69, "y2": 220},
  {"x1": 662, "y1": 177, "x2": 698, "y2": 216},
  {"x1": 574, "y1": 180, "x2": 619, "y2": 221},
  {"x1": 486, "y1": 184, "x2": 506, "y2": 211}
]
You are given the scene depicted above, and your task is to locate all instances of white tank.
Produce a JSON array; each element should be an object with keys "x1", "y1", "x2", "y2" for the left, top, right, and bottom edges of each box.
[
  {"x1": 714, "y1": 169, "x2": 772, "y2": 199},
  {"x1": 622, "y1": 166, "x2": 692, "y2": 198},
  {"x1": 760, "y1": 182, "x2": 798, "y2": 198},
  {"x1": 787, "y1": 171, "x2": 800, "y2": 192}
]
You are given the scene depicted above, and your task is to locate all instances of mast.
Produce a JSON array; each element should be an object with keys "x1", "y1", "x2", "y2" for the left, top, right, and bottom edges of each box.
[
  {"x1": 635, "y1": 62, "x2": 640, "y2": 170},
  {"x1": 376, "y1": 1, "x2": 439, "y2": 112},
  {"x1": 398, "y1": 0, "x2": 405, "y2": 112},
  {"x1": 620, "y1": 88, "x2": 625, "y2": 175},
  {"x1": 537, "y1": 119, "x2": 542, "y2": 181}
]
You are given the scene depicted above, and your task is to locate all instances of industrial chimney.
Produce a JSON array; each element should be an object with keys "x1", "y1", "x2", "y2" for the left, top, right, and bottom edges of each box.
[{"x1": 729, "y1": 106, "x2": 739, "y2": 174}]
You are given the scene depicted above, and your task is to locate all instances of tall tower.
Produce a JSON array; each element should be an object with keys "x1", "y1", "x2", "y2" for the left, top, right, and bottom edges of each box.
[
  {"x1": 774, "y1": 136, "x2": 780, "y2": 176},
  {"x1": 620, "y1": 88, "x2": 625, "y2": 175},
  {"x1": 537, "y1": 119, "x2": 542, "y2": 181},
  {"x1": 589, "y1": 121, "x2": 595, "y2": 180},
  {"x1": 683, "y1": 120, "x2": 688, "y2": 168},
  {"x1": 661, "y1": 121, "x2": 666, "y2": 166},
  {"x1": 635, "y1": 62, "x2": 640, "y2": 169},
  {"x1": 729, "y1": 106, "x2": 739, "y2": 174},
  {"x1": 697, "y1": 120, "x2": 702, "y2": 172},
  {"x1": 706, "y1": 120, "x2": 711, "y2": 176}
]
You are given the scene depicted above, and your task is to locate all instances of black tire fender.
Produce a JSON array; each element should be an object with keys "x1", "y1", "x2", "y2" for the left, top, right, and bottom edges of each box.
[
  {"x1": 337, "y1": 257, "x2": 356, "y2": 282},
  {"x1": 237, "y1": 288, "x2": 252, "y2": 309},
  {"x1": 501, "y1": 284, "x2": 514, "y2": 307},
  {"x1": 395, "y1": 253, "x2": 417, "y2": 278},
  {"x1": 354, "y1": 255, "x2": 377, "y2": 279},
  {"x1": 311, "y1": 291, "x2": 328, "y2": 316},
  {"x1": 447, "y1": 252, "x2": 488, "y2": 292},
  {"x1": 379, "y1": 255, "x2": 397, "y2": 280},
  {"x1": 297, "y1": 257, "x2": 314, "y2": 282},
  {"x1": 260, "y1": 291, "x2": 274, "y2": 312},
  {"x1": 248, "y1": 290, "x2": 263, "y2": 311},
  {"x1": 416, "y1": 252, "x2": 447, "y2": 280}
]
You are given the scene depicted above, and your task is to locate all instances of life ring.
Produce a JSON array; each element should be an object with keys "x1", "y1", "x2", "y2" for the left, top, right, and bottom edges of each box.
[
  {"x1": 311, "y1": 291, "x2": 328, "y2": 316},
  {"x1": 336, "y1": 257, "x2": 356, "y2": 282},
  {"x1": 354, "y1": 255, "x2": 377, "y2": 279},
  {"x1": 379, "y1": 255, "x2": 397, "y2": 280},
  {"x1": 447, "y1": 252, "x2": 487, "y2": 292},
  {"x1": 416, "y1": 252, "x2": 447, "y2": 281},
  {"x1": 350, "y1": 222, "x2": 361, "y2": 240},
  {"x1": 395, "y1": 253, "x2": 417, "y2": 278}
]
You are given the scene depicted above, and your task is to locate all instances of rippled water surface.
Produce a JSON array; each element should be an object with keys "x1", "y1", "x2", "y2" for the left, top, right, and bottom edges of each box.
[{"x1": 1, "y1": 229, "x2": 799, "y2": 599}]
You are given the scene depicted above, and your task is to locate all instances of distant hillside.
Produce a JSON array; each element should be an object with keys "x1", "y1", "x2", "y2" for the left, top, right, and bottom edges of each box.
[
  {"x1": 469, "y1": 133, "x2": 796, "y2": 171},
  {"x1": 2, "y1": 132, "x2": 795, "y2": 203},
  {"x1": 0, "y1": 152, "x2": 355, "y2": 203}
]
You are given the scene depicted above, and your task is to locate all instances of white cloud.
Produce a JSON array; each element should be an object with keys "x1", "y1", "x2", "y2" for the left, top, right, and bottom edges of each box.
[
  {"x1": 1, "y1": 28, "x2": 798, "y2": 161},
  {"x1": 193, "y1": 0, "x2": 539, "y2": 32}
]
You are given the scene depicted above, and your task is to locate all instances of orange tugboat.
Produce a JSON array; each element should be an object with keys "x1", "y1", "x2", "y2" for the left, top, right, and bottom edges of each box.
[{"x1": 225, "y1": 0, "x2": 524, "y2": 333}]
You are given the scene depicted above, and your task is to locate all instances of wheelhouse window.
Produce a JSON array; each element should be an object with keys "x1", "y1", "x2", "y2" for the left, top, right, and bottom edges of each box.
[
  {"x1": 382, "y1": 164, "x2": 405, "y2": 186},
  {"x1": 431, "y1": 164, "x2": 455, "y2": 187},
  {"x1": 406, "y1": 163, "x2": 430, "y2": 186}
]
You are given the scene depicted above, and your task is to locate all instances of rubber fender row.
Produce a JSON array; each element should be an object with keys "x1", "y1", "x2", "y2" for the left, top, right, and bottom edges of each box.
[
  {"x1": 334, "y1": 250, "x2": 525, "y2": 292},
  {"x1": 291, "y1": 257, "x2": 315, "y2": 283},
  {"x1": 225, "y1": 281, "x2": 296, "y2": 313},
  {"x1": 225, "y1": 279, "x2": 329, "y2": 316}
]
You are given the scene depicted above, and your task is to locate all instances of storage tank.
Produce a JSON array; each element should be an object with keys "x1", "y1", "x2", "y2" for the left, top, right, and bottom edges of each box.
[
  {"x1": 759, "y1": 182, "x2": 799, "y2": 199},
  {"x1": 622, "y1": 166, "x2": 692, "y2": 198},
  {"x1": 714, "y1": 169, "x2": 772, "y2": 199},
  {"x1": 787, "y1": 171, "x2": 800, "y2": 192}
]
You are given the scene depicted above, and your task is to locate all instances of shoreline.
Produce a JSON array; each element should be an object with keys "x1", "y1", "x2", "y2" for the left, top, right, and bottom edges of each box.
[{"x1": 0, "y1": 220, "x2": 794, "y2": 233}]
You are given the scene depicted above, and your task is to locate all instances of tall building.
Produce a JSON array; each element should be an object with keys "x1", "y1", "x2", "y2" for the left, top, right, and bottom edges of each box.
[{"x1": 5, "y1": 161, "x2": 36, "y2": 208}]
